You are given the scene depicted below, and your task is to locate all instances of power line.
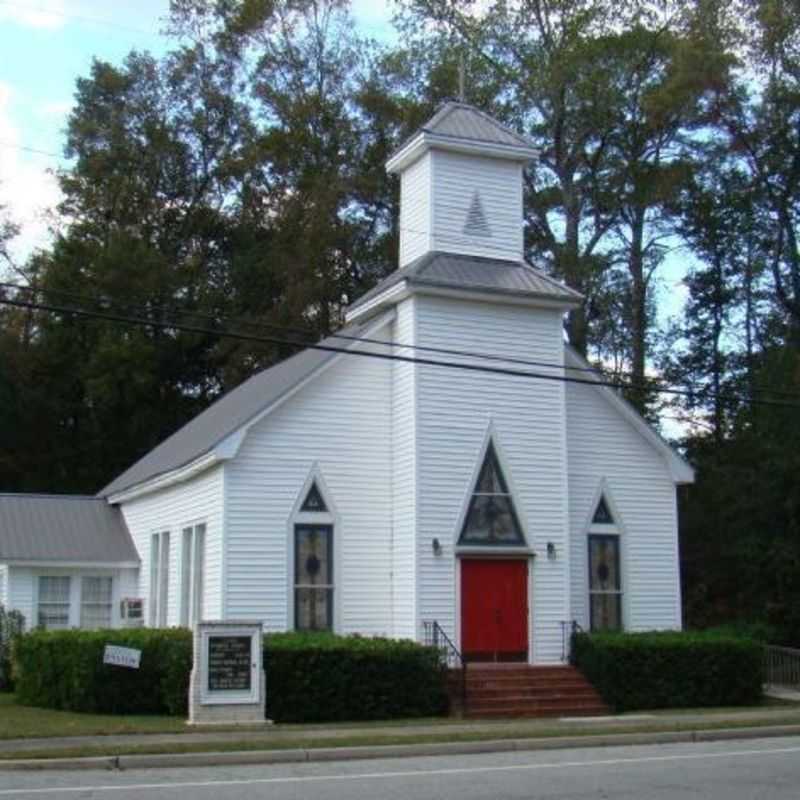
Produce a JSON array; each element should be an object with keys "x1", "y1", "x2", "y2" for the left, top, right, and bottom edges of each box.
[
  {"x1": 0, "y1": 140, "x2": 64, "y2": 159},
  {"x1": 4, "y1": 281, "x2": 797, "y2": 405},
  {"x1": 3, "y1": 292, "x2": 800, "y2": 410},
  {"x1": 0, "y1": 0, "x2": 160, "y2": 37}
]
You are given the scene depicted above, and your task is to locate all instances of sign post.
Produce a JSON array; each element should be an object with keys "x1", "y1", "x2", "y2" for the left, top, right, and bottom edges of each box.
[{"x1": 188, "y1": 621, "x2": 266, "y2": 726}]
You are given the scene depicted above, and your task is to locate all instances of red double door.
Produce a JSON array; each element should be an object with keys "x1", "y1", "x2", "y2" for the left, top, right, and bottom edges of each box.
[{"x1": 460, "y1": 559, "x2": 529, "y2": 662}]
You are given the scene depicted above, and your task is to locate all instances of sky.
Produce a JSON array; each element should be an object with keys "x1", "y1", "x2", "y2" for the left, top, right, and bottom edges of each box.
[{"x1": 0, "y1": 0, "x2": 395, "y2": 263}]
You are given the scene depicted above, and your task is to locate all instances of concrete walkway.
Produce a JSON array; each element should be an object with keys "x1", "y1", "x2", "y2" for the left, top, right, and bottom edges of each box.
[{"x1": 2, "y1": 703, "x2": 800, "y2": 755}]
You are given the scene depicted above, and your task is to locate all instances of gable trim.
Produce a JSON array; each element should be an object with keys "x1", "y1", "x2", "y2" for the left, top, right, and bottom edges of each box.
[
  {"x1": 108, "y1": 312, "x2": 396, "y2": 504},
  {"x1": 564, "y1": 346, "x2": 695, "y2": 485}
]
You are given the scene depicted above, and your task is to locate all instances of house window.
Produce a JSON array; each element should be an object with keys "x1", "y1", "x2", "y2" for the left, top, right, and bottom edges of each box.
[
  {"x1": 80, "y1": 577, "x2": 113, "y2": 629},
  {"x1": 150, "y1": 531, "x2": 170, "y2": 627},
  {"x1": 459, "y1": 442, "x2": 525, "y2": 546},
  {"x1": 38, "y1": 576, "x2": 71, "y2": 629},
  {"x1": 181, "y1": 523, "x2": 205, "y2": 628},
  {"x1": 588, "y1": 534, "x2": 622, "y2": 631},
  {"x1": 294, "y1": 524, "x2": 333, "y2": 631}
]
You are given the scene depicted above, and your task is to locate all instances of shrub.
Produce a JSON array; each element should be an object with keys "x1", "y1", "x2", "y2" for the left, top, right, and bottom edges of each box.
[
  {"x1": 703, "y1": 621, "x2": 777, "y2": 643},
  {"x1": 572, "y1": 630, "x2": 763, "y2": 712},
  {"x1": 0, "y1": 604, "x2": 25, "y2": 691},
  {"x1": 13, "y1": 628, "x2": 448, "y2": 722},
  {"x1": 13, "y1": 628, "x2": 192, "y2": 714},
  {"x1": 263, "y1": 632, "x2": 449, "y2": 723}
]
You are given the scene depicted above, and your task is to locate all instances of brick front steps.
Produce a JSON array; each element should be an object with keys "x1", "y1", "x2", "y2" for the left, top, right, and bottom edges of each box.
[{"x1": 448, "y1": 664, "x2": 609, "y2": 718}]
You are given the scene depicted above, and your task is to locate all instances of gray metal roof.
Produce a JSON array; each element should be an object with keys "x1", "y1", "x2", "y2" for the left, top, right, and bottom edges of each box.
[
  {"x1": 100, "y1": 317, "x2": 381, "y2": 498},
  {"x1": 348, "y1": 251, "x2": 583, "y2": 314},
  {"x1": 422, "y1": 102, "x2": 534, "y2": 149},
  {"x1": 0, "y1": 494, "x2": 139, "y2": 563}
]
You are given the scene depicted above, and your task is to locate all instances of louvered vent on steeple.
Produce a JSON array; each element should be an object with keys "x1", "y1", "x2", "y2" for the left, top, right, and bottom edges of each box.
[{"x1": 463, "y1": 191, "x2": 492, "y2": 238}]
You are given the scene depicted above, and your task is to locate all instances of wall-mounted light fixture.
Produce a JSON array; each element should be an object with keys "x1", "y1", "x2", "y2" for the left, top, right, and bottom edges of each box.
[
  {"x1": 432, "y1": 538, "x2": 442, "y2": 556},
  {"x1": 546, "y1": 541, "x2": 556, "y2": 560}
]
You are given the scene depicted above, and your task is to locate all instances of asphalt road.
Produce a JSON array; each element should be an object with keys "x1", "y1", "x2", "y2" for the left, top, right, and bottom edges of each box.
[{"x1": 3, "y1": 736, "x2": 800, "y2": 799}]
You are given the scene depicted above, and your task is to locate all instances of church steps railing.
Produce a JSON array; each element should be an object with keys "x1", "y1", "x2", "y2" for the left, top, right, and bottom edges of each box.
[
  {"x1": 560, "y1": 620, "x2": 585, "y2": 663},
  {"x1": 423, "y1": 620, "x2": 468, "y2": 715}
]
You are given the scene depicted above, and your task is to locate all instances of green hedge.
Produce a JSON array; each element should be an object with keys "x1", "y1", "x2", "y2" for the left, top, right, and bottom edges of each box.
[
  {"x1": 13, "y1": 629, "x2": 448, "y2": 721},
  {"x1": 263, "y1": 632, "x2": 448, "y2": 723},
  {"x1": 572, "y1": 631, "x2": 763, "y2": 712},
  {"x1": 13, "y1": 628, "x2": 192, "y2": 714}
]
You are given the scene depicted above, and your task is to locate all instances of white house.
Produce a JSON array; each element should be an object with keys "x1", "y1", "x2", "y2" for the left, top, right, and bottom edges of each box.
[{"x1": 0, "y1": 103, "x2": 693, "y2": 665}]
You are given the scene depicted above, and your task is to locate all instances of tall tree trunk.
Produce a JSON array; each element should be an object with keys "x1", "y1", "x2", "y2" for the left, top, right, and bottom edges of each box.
[
  {"x1": 562, "y1": 184, "x2": 588, "y2": 354},
  {"x1": 711, "y1": 254, "x2": 724, "y2": 444},
  {"x1": 628, "y1": 209, "x2": 647, "y2": 412}
]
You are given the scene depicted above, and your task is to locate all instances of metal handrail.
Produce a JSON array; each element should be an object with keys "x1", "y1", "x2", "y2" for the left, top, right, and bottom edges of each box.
[
  {"x1": 764, "y1": 644, "x2": 800, "y2": 689},
  {"x1": 423, "y1": 620, "x2": 468, "y2": 714},
  {"x1": 560, "y1": 620, "x2": 585, "y2": 662}
]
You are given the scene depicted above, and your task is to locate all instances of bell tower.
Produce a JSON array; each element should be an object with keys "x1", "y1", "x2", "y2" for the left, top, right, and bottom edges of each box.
[{"x1": 387, "y1": 103, "x2": 537, "y2": 268}]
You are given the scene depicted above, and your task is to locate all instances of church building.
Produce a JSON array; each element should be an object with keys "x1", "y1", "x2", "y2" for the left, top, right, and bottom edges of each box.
[{"x1": 0, "y1": 103, "x2": 693, "y2": 666}]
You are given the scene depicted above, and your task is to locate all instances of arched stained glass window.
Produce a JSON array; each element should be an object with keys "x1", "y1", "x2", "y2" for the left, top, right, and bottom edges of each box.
[{"x1": 458, "y1": 443, "x2": 525, "y2": 546}]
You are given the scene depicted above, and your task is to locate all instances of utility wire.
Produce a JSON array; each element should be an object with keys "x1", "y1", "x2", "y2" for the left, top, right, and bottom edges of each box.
[
  {"x1": 0, "y1": 0, "x2": 159, "y2": 37},
  {"x1": 3, "y1": 293, "x2": 800, "y2": 410},
  {"x1": 0, "y1": 140, "x2": 64, "y2": 159},
  {"x1": 3, "y1": 281, "x2": 797, "y2": 405}
]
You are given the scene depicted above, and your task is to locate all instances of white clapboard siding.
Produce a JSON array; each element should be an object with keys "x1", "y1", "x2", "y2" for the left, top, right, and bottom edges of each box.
[
  {"x1": 399, "y1": 152, "x2": 432, "y2": 268},
  {"x1": 413, "y1": 295, "x2": 571, "y2": 663},
  {"x1": 391, "y1": 299, "x2": 418, "y2": 639},
  {"x1": 224, "y1": 326, "x2": 394, "y2": 635},
  {"x1": 566, "y1": 379, "x2": 682, "y2": 632},
  {"x1": 119, "y1": 465, "x2": 224, "y2": 627},
  {"x1": 430, "y1": 150, "x2": 522, "y2": 261}
]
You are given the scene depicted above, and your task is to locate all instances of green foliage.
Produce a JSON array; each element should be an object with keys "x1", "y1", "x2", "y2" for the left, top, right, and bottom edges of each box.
[
  {"x1": 263, "y1": 632, "x2": 449, "y2": 723},
  {"x1": 702, "y1": 621, "x2": 778, "y2": 643},
  {"x1": 0, "y1": 604, "x2": 25, "y2": 691},
  {"x1": 572, "y1": 631, "x2": 764, "y2": 712},
  {"x1": 12, "y1": 628, "x2": 447, "y2": 722},
  {"x1": 13, "y1": 629, "x2": 192, "y2": 715}
]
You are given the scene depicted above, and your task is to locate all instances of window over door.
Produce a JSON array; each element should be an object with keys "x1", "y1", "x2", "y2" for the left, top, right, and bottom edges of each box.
[
  {"x1": 588, "y1": 534, "x2": 622, "y2": 631},
  {"x1": 80, "y1": 577, "x2": 113, "y2": 629},
  {"x1": 459, "y1": 442, "x2": 525, "y2": 546},
  {"x1": 181, "y1": 523, "x2": 205, "y2": 628},
  {"x1": 38, "y1": 576, "x2": 71, "y2": 629},
  {"x1": 294, "y1": 524, "x2": 333, "y2": 631}
]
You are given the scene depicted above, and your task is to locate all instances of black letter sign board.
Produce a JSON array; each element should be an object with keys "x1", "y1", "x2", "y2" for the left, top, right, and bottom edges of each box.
[{"x1": 207, "y1": 636, "x2": 252, "y2": 692}]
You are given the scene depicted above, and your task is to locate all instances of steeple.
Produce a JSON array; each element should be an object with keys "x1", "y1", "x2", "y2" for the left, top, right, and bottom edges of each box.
[{"x1": 387, "y1": 103, "x2": 537, "y2": 268}]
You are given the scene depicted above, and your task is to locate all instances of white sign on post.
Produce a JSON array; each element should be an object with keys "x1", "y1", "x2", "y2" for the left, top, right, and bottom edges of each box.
[{"x1": 103, "y1": 644, "x2": 142, "y2": 669}]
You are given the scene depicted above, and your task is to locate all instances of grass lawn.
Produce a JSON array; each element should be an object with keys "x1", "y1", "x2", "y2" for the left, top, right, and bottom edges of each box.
[
  {"x1": 2, "y1": 690, "x2": 799, "y2": 761},
  {"x1": 0, "y1": 693, "x2": 187, "y2": 740}
]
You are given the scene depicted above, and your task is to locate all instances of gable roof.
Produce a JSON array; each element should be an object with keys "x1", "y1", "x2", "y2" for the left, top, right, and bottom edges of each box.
[
  {"x1": 0, "y1": 494, "x2": 139, "y2": 564},
  {"x1": 347, "y1": 251, "x2": 582, "y2": 318},
  {"x1": 99, "y1": 315, "x2": 388, "y2": 499},
  {"x1": 564, "y1": 346, "x2": 695, "y2": 484}
]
